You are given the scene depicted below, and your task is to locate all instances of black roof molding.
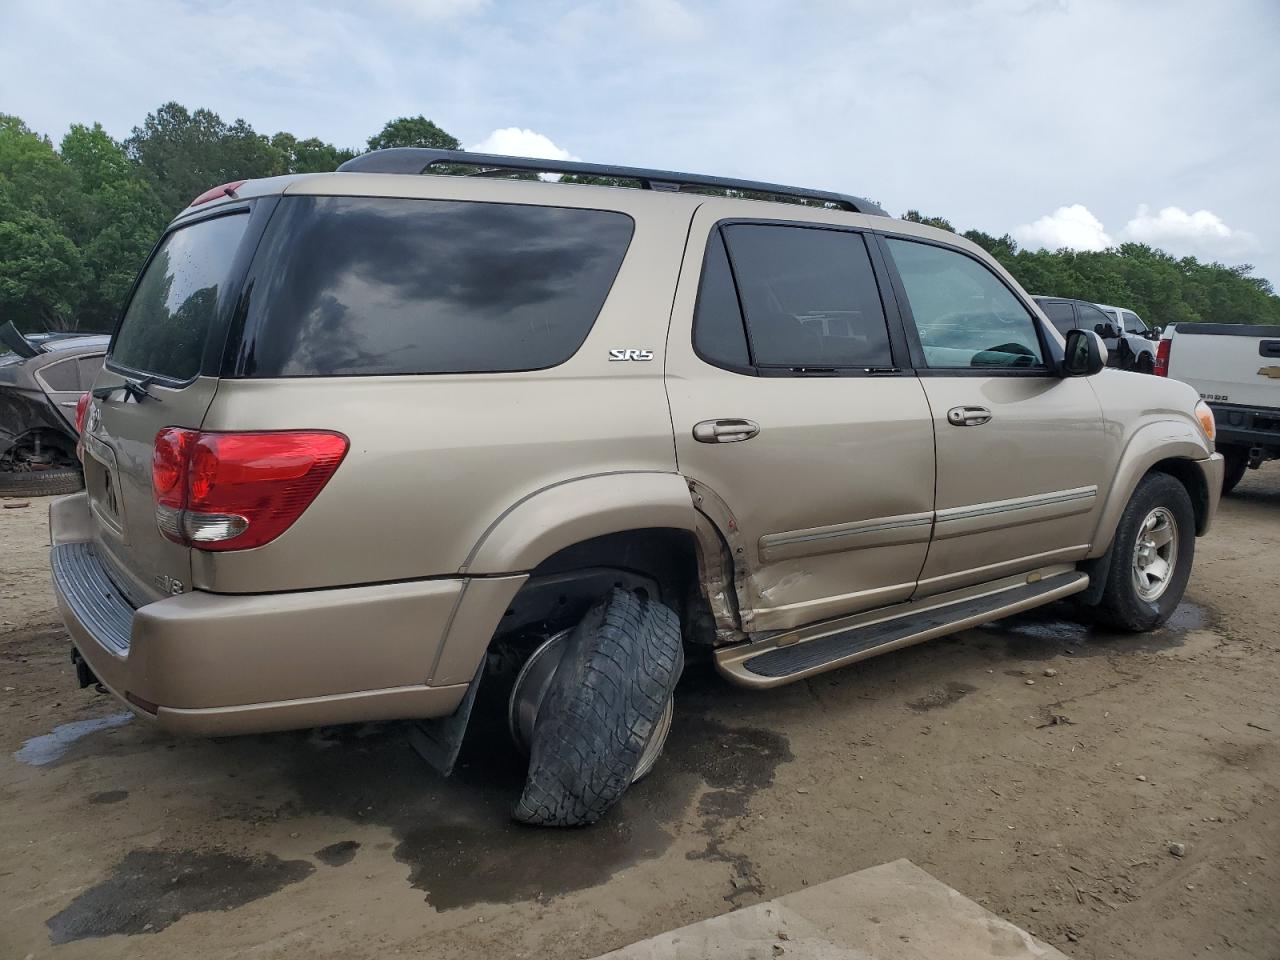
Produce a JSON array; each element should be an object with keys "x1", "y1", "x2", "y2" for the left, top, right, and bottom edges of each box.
[{"x1": 337, "y1": 148, "x2": 887, "y2": 216}]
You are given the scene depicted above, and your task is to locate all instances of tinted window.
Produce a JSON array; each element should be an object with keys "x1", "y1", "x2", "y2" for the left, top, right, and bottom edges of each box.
[
  {"x1": 886, "y1": 239, "x2": 1044, "y2": 369},
  {"x1": 1076, "y1": 302, "x2": 1114, "y2": 334},
  {"x1": 236, "y1": 197, "x2": 633, "y2": 377},
  {"x1": 112, "y1": 213, "x2": 249, "y2": 381},
  {"x1": 1039, "y1": 300, "x2": 1077, "y2": 334},
  {"x1": 722, "y1": 225, "x2": 892, "y2": 369},
  {"x1": 1121, "y1": 310, "x2": 1147, "y2": 333},
  {"x1": 38, "y1": 357, "x2": 81, "y2": 391},
  {"x1": 77, "y1": 355, "x2": 105, "y2": 389},
  {"x1": 693, "y1": 231, "x2": 750, "y2": 368}
]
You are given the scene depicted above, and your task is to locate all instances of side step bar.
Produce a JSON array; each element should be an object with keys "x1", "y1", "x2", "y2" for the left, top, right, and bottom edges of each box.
[{"x1": 716, "y1": 569, "x2": 1089, "y2": 689}]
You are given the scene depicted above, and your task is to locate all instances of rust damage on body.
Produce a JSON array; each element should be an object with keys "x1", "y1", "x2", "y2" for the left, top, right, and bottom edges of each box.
[{"x1": 687, "y1": 477, "x2": 752, "y2": 644}]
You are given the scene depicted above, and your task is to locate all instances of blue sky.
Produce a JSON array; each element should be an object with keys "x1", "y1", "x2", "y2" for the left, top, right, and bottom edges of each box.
[{"x1": 3, "y1": 0, "x2": 1279, "y2": 285}]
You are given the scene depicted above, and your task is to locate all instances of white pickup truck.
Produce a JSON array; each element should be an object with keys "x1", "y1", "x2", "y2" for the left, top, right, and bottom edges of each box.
[{"x1": 1159, "y1": 323, "x2": 1280, "y2": 492}]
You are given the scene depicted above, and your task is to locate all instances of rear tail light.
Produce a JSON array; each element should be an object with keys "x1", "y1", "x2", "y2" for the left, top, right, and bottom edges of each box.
[
  {"x1": 1154, "y1": 338, "x2": 1171, "y2": 376},
  {"x1": 74, "y1": 392, "x2": 91, "y2": 433},
  {"x1": 152, "y1": 429, "x2": 348, "y2": 551}
]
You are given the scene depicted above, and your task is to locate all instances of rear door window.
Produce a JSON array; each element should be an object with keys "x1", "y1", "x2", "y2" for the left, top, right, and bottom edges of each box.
[
  {"x1": 719, "y1": 224, "x2": 894, "y2": 370},
  {"x1": 111, "y1": 213, "x2": 250, "y2": 382},
  {"x1": 886, "y1": 238, "x2": 1044, "y2": 369},
  {"x1": 1075, "y1": 301, "x2": 1114, "y2": 334},
  {"x1": 234, "y1": 197, "x2": 634, "y2": 377}
]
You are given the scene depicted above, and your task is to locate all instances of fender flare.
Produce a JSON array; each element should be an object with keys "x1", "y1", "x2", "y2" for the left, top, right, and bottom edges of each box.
[
  {"x1": 1087, "y1": 418, "x2": 1212, "y2": 558},
  {"x1": 461, "y1": 471, "x2": 699, "y2": 575},
  {"x1": 429, "y1": 472, "x2": 699, "y2": 687}
]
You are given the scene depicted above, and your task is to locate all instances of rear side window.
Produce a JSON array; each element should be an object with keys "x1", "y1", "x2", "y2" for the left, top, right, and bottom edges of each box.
[
  {"x1": 1039, "y1": 300, "x2": 1077, "y2": 334},
  {"x1": 111, "y1": 213, "x2": 250, "y2": 381},
  {"x1": 719, "y1": 224, "x2": 894, "y2": 370},
  {"x1": 886, "y1": 238, "x2": 1044, "y2": 369},
  {"x1": 235, "y1": 197, "x2": 634, "y2": 377},
  {"x1": 692, "y1": 231, "x2": 750, "y2": 368}
]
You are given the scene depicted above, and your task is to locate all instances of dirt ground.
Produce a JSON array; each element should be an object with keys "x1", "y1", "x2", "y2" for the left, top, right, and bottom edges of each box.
[{"x1": 2, "y1": 472, "x2": 1277, "y2": 960}]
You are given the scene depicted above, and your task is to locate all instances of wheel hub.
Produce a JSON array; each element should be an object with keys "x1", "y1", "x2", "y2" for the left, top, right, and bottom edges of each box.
[
  {"x1": 508, "y1": 629, "x2": 674, "y2": 783},
  {"x1": 1131, "y1": 506, "x2": 1178, "y2": 602}
]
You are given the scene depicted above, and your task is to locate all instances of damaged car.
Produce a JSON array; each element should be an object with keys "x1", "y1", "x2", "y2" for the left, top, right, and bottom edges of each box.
[{"x1": 0, "y1": 322, "x2": 108, "y2": 497}]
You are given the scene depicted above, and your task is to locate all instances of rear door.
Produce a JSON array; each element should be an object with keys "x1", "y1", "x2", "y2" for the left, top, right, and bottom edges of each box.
[
  {"x1": 666, "y1": 206, "x2": 936, "y2": 633},
  {"x1": 878, "y1": 234, "x2": 1108, "y2": 597},
  {"x1": 82, "y1": 206, "x2": 260, "y2": 605}
]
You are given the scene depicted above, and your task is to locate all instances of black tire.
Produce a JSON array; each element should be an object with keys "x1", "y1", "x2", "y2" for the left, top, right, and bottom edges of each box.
[
  {"x1": 0, "y1": 466, "x2": 84, "y2": 498},
  {"x1": 1220, "y1": 446, "x2": 1249, "y2": 495},
  {"x1": 1096, "y1": 472, "x2": 1195, "y2": 632},
  {"x1": 513, "y1": 587, "x2": 683, "y2": 827}
]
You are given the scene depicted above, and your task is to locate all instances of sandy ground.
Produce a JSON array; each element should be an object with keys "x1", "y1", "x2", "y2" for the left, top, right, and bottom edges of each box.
[{"x1": 1, "y1": 472, "x2": 1277, "y2": 960}]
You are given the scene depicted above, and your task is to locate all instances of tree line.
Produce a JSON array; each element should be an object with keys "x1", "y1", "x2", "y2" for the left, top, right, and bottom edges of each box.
[{"x1": 1, "y1": 102, "x2": 1276, "y2": 333}]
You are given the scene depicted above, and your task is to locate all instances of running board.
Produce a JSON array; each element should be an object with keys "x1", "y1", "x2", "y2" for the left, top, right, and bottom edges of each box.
[{"x1": 715, "y1": 569, "x2": 1089, "y2": 689}]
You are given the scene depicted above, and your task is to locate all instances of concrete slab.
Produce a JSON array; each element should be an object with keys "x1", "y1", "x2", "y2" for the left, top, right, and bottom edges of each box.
[{"x1": 593, "y1": 859, "x2": 1070, "y2": 960}]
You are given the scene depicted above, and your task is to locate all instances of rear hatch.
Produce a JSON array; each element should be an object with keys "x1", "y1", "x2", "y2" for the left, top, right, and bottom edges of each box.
[
  {"x1": 1169, "y1": 323, "x2": 1280, "y2": 409},
  {"x1": 81, "y1": 204, "x2": 259, "y2": 605}
]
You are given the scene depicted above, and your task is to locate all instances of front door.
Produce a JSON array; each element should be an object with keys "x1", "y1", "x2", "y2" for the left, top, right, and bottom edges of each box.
[
  {"x1": 878, "y1": 234, "x2": 1108, "y2": 597},
  {"x1": 666, "y1": 204, "x2": 936, "y2": 633}
]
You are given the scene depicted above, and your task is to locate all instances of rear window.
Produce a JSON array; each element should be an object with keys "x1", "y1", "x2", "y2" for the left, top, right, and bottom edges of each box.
[
  {"x1": 111, "y1": 213, "x2": 250, "y2": 381},
  {"x1": 234, "y1": 197, "x2": 634, "y2": 377}
]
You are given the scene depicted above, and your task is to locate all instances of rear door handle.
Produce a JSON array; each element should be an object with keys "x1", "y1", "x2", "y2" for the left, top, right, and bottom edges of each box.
[
  {"x1": 946, "y1": 405, "x2": 992, "y2": 426},
  {"x1": 693, "y1": 419, "x2": 760, "y2": 443}
]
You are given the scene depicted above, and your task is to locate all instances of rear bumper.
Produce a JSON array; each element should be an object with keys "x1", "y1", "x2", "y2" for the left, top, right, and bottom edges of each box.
[
  {"x1": 48, "y1": 493, "x2": 524, "y2": 735},
  {"x1": 1210, "y1": 402, "x2": 1280, "y2": 455}
]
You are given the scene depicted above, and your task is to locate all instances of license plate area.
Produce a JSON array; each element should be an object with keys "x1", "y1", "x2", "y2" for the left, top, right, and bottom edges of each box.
[{"x1": 83, "y1": 435, "x2": 126, "y2": 539}]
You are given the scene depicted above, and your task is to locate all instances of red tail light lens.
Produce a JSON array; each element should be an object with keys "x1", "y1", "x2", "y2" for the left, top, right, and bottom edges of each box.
[
  {"x1": 1154, "y1": 338, "x2": 1171, "y2": 377},
  {"x1": 74, "y1": 392, "x2": 91, "y2": 434},
  {"x1": 152, "y1": 429, "x2": 348, "y2": 551}
]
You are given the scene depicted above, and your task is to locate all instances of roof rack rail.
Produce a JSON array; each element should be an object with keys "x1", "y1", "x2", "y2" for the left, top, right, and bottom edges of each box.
[{"x1": 336, "y1": 148, "x2": 887, "y2": 216}]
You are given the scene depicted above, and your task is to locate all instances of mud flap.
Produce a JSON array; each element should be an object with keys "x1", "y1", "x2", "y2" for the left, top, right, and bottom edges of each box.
[
  {"x1": 406, "y1": 664, "x2": 483, "y2": 777},
  {"x1": 1077, "y1": 545, "x2": 1114, "y2": 606}
]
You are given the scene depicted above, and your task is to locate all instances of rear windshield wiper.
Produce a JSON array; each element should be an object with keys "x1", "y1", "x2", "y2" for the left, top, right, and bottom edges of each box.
[{"x1": 93, "y1": 375, "x2": 163, "y2": 404}]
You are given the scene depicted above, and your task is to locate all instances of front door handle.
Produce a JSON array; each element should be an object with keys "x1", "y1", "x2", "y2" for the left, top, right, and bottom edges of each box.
[
  {"x1": 693, "y1": 419, "x2": 760, "y2": 443},
  {"x1": 946, "y1": 405, "x2": 992, "y2": 426}
]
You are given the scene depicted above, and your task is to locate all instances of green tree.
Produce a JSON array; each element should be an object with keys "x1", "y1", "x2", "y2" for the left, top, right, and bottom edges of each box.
[
  {"x1": 367, "y1": 116, "x2": 460, "y2": 151},
  {"x1": 902, "y1": 209, "x2": 956, "y2": 232}
]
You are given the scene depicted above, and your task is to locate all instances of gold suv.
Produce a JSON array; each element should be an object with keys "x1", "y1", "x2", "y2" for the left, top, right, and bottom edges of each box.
[{"x1": 50, "y1": 148, "x2": 1223, "y2": 826}]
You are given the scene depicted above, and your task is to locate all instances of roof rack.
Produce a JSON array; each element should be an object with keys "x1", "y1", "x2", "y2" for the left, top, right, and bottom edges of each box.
[{"x1": 336, "y1": 148, "x2": 887, "y2": 216}]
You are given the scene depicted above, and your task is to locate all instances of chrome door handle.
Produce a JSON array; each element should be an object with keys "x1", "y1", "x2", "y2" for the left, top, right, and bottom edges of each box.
[
  {"x1": 693, "y1": 419, "x2": 760, "y2": 443},
  {"x1": 946, "y1": 406, "x2": 992, "y2": 426}
]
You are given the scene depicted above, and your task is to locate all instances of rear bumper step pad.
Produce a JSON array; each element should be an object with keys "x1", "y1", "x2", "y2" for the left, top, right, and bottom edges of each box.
[{"x1": 51, "y1": 541, "x2": 134, "y2": 655}]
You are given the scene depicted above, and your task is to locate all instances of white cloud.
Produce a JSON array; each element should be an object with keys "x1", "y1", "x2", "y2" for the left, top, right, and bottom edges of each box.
[
  {"x1": 1014, "y1": 204, "x2": 1114, "y2": 252},
  {"x1": 376, "y1": 0, "x2": 489, "y2": 20},
  {"x1": 468, "y1": 127, "x2": 577, "y2": 161},
  {"x1": 1013, "y1": 202, "x2": 1259, "y2": 262},
  {"x1": 1118, "y1": 205, "x2": 1257, "y2": 260}
]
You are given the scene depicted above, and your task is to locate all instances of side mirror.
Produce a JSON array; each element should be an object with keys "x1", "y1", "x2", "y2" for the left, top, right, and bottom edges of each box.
[
  {"x1": 1094, "y1": 322, "x2": 1120, "y2": 339},
  {"x1": 1063, "y1": 329, "x2": 1107, "y2": 377}
]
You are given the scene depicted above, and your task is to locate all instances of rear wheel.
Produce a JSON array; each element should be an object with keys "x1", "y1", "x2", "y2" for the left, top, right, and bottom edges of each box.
[
  {"x1": 1220, "y1": 446, "x2": 1249, "y2": 495},
  {"x1": 1095, "y1": 472, "x2": 1195, "y2": 632},
  {"x1": 511, "y1": 587, "x2": 683, "y2": 827}
]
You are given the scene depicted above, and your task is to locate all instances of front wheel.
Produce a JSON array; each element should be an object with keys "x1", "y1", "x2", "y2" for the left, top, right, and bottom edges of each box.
[
  {"x1": 1095, "y1": 472, "x2": 1195, "y2": 632},
  {"x1": 511, "y1": 588, "x2": 683, "y2": 827}
]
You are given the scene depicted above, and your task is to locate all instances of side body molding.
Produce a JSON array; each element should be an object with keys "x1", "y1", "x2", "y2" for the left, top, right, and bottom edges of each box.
[
  {"x1": 1087, "y1": 419, "x2": 1213, "y2": 558},
  {"x1": 460, "y1": 471, "x2": 700, "y2": 575}
]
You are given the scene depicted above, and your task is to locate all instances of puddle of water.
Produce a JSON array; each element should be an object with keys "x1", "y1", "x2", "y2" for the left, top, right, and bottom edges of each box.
[
  {"x1": 271, "y1": 673, "x2": 791, "y2": 911},
  {"x1": 46, "y1": 848, "x2": 314, "y2": 944},
  {"x1": 981, "y1": 601, "x2": 1212, "y2": 661},
  {"x1": 15, "y1": 713, "x2": 133, "y2": 766}
]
